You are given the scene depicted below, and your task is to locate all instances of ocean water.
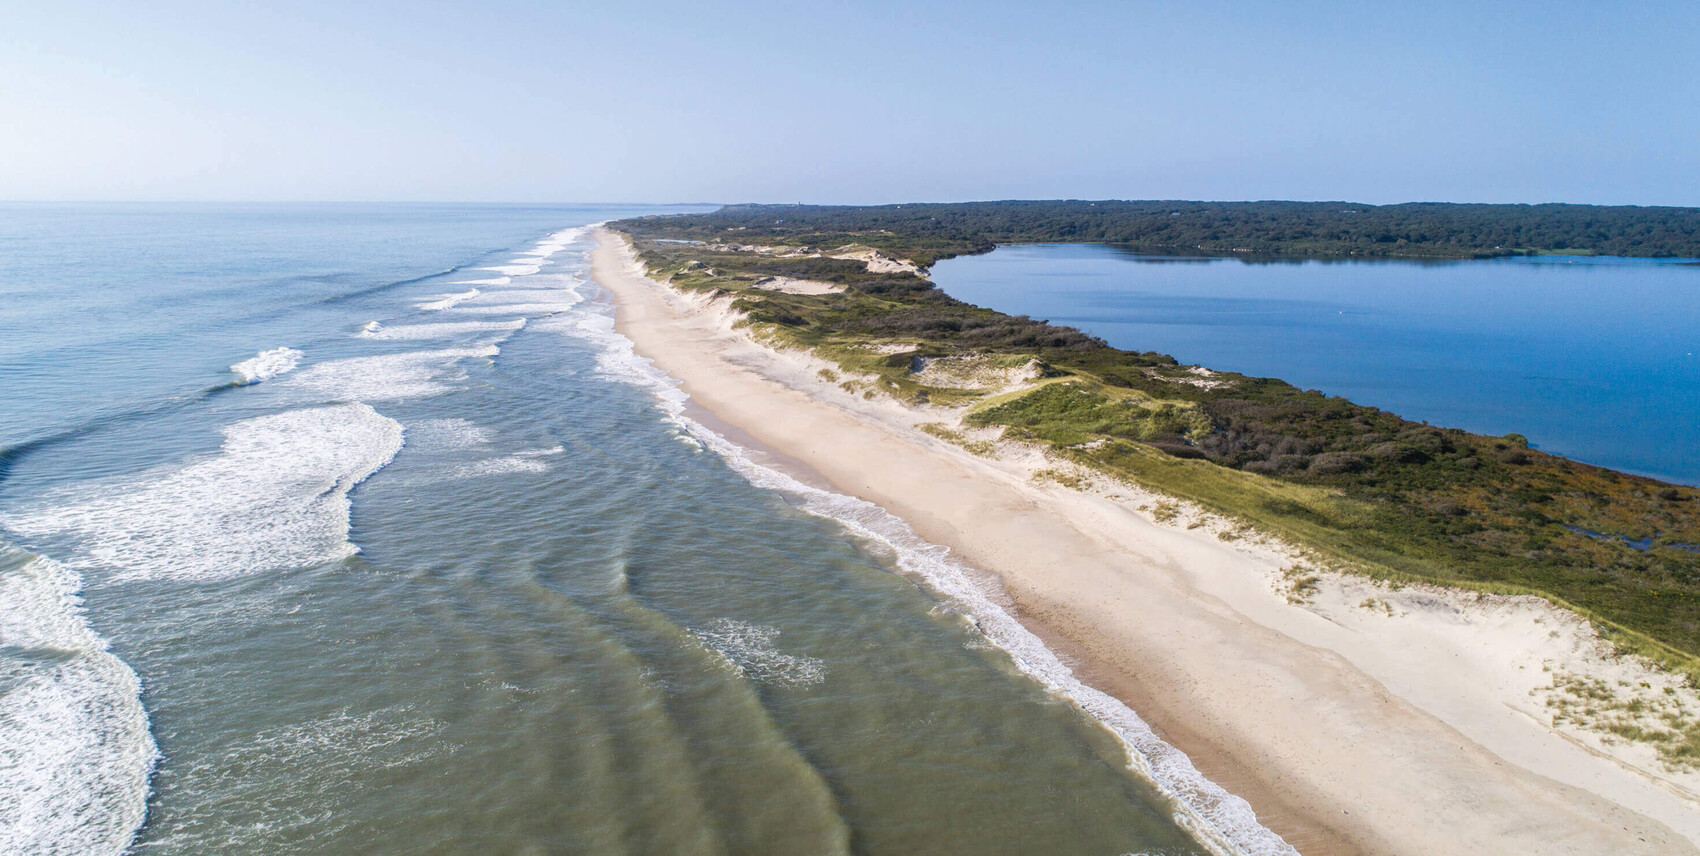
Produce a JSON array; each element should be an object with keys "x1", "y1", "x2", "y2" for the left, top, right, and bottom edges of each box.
[
  {"x1": 932, "y1": 244, "x2": 1700, "y2": 485},
  {"x1": 0, "y1": 205, "x2": 1289, "y2": 856}
]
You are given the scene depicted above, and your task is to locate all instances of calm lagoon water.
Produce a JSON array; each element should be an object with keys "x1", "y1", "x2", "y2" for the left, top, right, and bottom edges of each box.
[
  {"x1": 933, "y1": 244, "x2": 1700, "y2": 485},
  {"x1": 0, "y1": 205, "x2": 1279, "y2": 856}
]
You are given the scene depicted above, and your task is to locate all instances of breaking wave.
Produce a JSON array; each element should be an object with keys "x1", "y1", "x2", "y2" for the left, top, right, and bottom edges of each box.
[
  {"x1": 3, "y1": 404, "x2": 404, "y2": 582},
  {"x1": 228, "y1": 348, "x2": 302, "y2": 385},
  {"x1": 284, "y1": 346, "x2": 499, "y2": 402},
  {"x1": 0, "y1": 543, "x2": 156, "y2": 855},
  {"x1": 448, "y1": 301, "x2": 582, "y2": 316},
  {"x1": 357, "y1": 319, "x2": 526, "y2": 340},
  {"x1": 416, "y1": 289, "x2": 480, "y2": 311},
  {"x1": 478, "y1": 261, "x2": 546, "y2": 277}
]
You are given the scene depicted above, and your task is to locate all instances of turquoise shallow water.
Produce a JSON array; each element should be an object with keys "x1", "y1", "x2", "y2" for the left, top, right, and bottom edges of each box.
[
  {"x1": 932, "y1": 244, "x2": 1700, "y2": 485},
  {"x1": 0, "y1": 205, "x2": 1283, "y2": 855}
]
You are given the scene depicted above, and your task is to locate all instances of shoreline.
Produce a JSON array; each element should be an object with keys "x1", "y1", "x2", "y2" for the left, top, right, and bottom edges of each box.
[{"x1": 590, "y1": 227, "x2": 1700, "y2": 855}]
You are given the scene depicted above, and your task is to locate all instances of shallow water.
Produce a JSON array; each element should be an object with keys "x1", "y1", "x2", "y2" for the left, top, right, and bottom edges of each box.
[
  {"x1": 0, "y1": 205, "x2": 1276, "y2": 855},
  {"x1": 932, "y1": 244, "x2": 1700, "y2": 485}
]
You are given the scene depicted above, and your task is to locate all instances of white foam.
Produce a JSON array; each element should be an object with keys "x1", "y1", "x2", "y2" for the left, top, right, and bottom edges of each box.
[
  {"x1": 402, "y1": 419, "x2": 492, "y2": 452},
  {"x1": 445, "y1": 277, "x2": 510, "y2": 287},
  {"x1": 562, "y1": 269, "x2": 1295, "y2": 856},
  {"x1": 0, "y1": 545, "x2": 156, "y2": 855},
  {"x1": 690, "y1": 619, "x2": 825, "y2": 688},
  {"x1": 450, "y1": 290, "x2": 583, "y2": 319},
  {"x1": 462, "y1": 289, "x2": 577, "y2": 303},
  {"x1": 416, "y1": 289, "x2": 480, "y2": 311},
  {"x1": 285, "y1": 346, "x2": 498, "y2": 402},
  {"x1": 543, "y1": 226, "x2": 588, "y2": 247},
  {"x1": 446, "y1": 446, "x2": 562, "y2": 478},
  {"x1": 228, "y1": 707, "x2": 449, "y2": 774},
  {"x1": 151, "y1": 706, "x2": 451, "y2": 849},
  {"x1": 228, "y1": 347, "x2": 302, "y2": 385},
  {"x1": 478, "y1": 262, "x2": 544, "y2": 277},
  {"x1": 4, "y1": 404, "x2": 404, "y2": 582},
  {"x1": 509, "y1": 228, "x2": 584, "y2": 262},
  {"x1": 357, "y1": 319, "x2": 526, "y2": 340},
  {"x1": 448, "y1": 302, "x2": 582, "y2": 316}
]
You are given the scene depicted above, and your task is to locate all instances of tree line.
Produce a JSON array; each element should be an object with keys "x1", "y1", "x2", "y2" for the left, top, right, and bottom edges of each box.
[{"x1": 619, "y1": 200, "x2": 1700, "y2": 261}]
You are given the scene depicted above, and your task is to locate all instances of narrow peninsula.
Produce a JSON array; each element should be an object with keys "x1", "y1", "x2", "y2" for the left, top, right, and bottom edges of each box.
[{"x1": 595, "y1": 201, "x2": 1700, "y2": 856}]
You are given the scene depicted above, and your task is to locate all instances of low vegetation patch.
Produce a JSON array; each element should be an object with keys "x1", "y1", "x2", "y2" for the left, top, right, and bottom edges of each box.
[
  {"x1": 1031, "y1": 467, "x2": 1092, "y2": 491},
  {"x1": 1542, "y1": 670, "x2": 1700, "y2": 770},
  {"x1": 1279, "y1": 565, "x2": 1325, "y2": 605},
  {"x1": 918, "y1": 422, "x2": 997, "y2": 457}
]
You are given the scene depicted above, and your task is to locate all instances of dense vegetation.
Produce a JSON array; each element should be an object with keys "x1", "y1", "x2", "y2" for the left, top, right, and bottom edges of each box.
[
  {"x1": 618, "y1": 200, "x2": 1700, "y2": 263},
  {"x1": 610, "y1": 209, "x2": 1700, "y2": 684}
]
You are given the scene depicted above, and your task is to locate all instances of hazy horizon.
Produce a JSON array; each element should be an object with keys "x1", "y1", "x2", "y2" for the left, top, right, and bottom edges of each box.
[
  {"x1": 4, "y1": 1, "x2": 1696, "y2": 206},
  {"x1": 5, "y1": 197, "x2": 1697, "y2": 208}
]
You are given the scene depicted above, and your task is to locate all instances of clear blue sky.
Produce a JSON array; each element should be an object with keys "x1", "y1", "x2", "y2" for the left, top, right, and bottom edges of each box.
[{"x1": 4, "y1": 0, "x2": 1695, "y2": 205}]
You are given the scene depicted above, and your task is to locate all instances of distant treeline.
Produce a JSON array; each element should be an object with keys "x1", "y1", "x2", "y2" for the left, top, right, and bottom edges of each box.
[{"x1": 619, "y1": 200, "x2": 1700, "y2": 262}]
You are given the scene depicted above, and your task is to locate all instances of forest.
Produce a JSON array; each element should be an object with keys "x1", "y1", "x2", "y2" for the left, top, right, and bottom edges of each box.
[{"x1": 618, "y1": 200, "x2": 1700, "y2": 263}]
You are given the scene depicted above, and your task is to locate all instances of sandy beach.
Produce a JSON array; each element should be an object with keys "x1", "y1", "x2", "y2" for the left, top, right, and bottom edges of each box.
[{"x1": 592, "y1": 228, "x2": 1700, "y2": 855}]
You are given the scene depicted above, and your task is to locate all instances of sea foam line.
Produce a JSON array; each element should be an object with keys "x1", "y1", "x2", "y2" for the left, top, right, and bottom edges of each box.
[
  {"x1": 445, "y1": 445, "x2": 563, "y2": 479},
  {"x1": 284, "y1": 346, "x2": 499, "y2": 402},
  {"x1": 416, "y1": 289, "x2": 480, "y2": 311},
  {"x1": 477, "y1": 227, "x2": 585, "y2": 275},
  {"x1": 0, "y1": 543, "x2": 157, "y2": 856},
  {"x1": 478, "y1": 262, "x2": 544, "y2": 277},
  {"x1": 562, "y1": 243, "x2": 1296, "y2": 856},
  {"x1": 357, "y1": 319, "x2": 526, "y2": 340},
  {"x1": 449, "y1": 299, "x2": 583, "y2": 316}
]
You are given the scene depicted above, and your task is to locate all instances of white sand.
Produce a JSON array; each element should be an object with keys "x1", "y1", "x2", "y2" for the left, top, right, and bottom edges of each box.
[
  {"x1": 829, "y1": 246, "x2": 923, "y2": 275},
  {"x1": 752, "y1": 276, "x2": 844, "y2": 295},
  {"x1": 592, "y1": 228, "x2": 1700, "y2": 855}
]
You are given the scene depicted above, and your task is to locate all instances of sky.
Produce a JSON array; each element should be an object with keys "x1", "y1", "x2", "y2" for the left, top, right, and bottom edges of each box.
[{"x1": 2, "y1": 0, "x2": 1696, "y2": 205}]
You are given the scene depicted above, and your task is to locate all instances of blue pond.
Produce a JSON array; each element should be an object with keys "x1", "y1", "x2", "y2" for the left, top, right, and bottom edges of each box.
[{"x1": 931, "y1": 245, "x2": 1700, "y2": 485}]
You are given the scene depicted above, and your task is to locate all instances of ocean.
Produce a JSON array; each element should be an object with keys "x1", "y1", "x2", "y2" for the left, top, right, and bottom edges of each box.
[
  {"x1": 931, "y1": 244, "x2": 1700, "y2": 486},
  {"x1": 0, "y1": 204, "x2": 1284, "y2": 855}
]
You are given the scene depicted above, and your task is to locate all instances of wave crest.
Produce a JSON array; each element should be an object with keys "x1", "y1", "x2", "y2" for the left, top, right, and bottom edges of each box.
[
  {"x1": 229, "y1": 348, "x2": 302, "y2": 385},
  {"x1": 416, "y1": 289, "x2": 480, "y2": 311}
]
